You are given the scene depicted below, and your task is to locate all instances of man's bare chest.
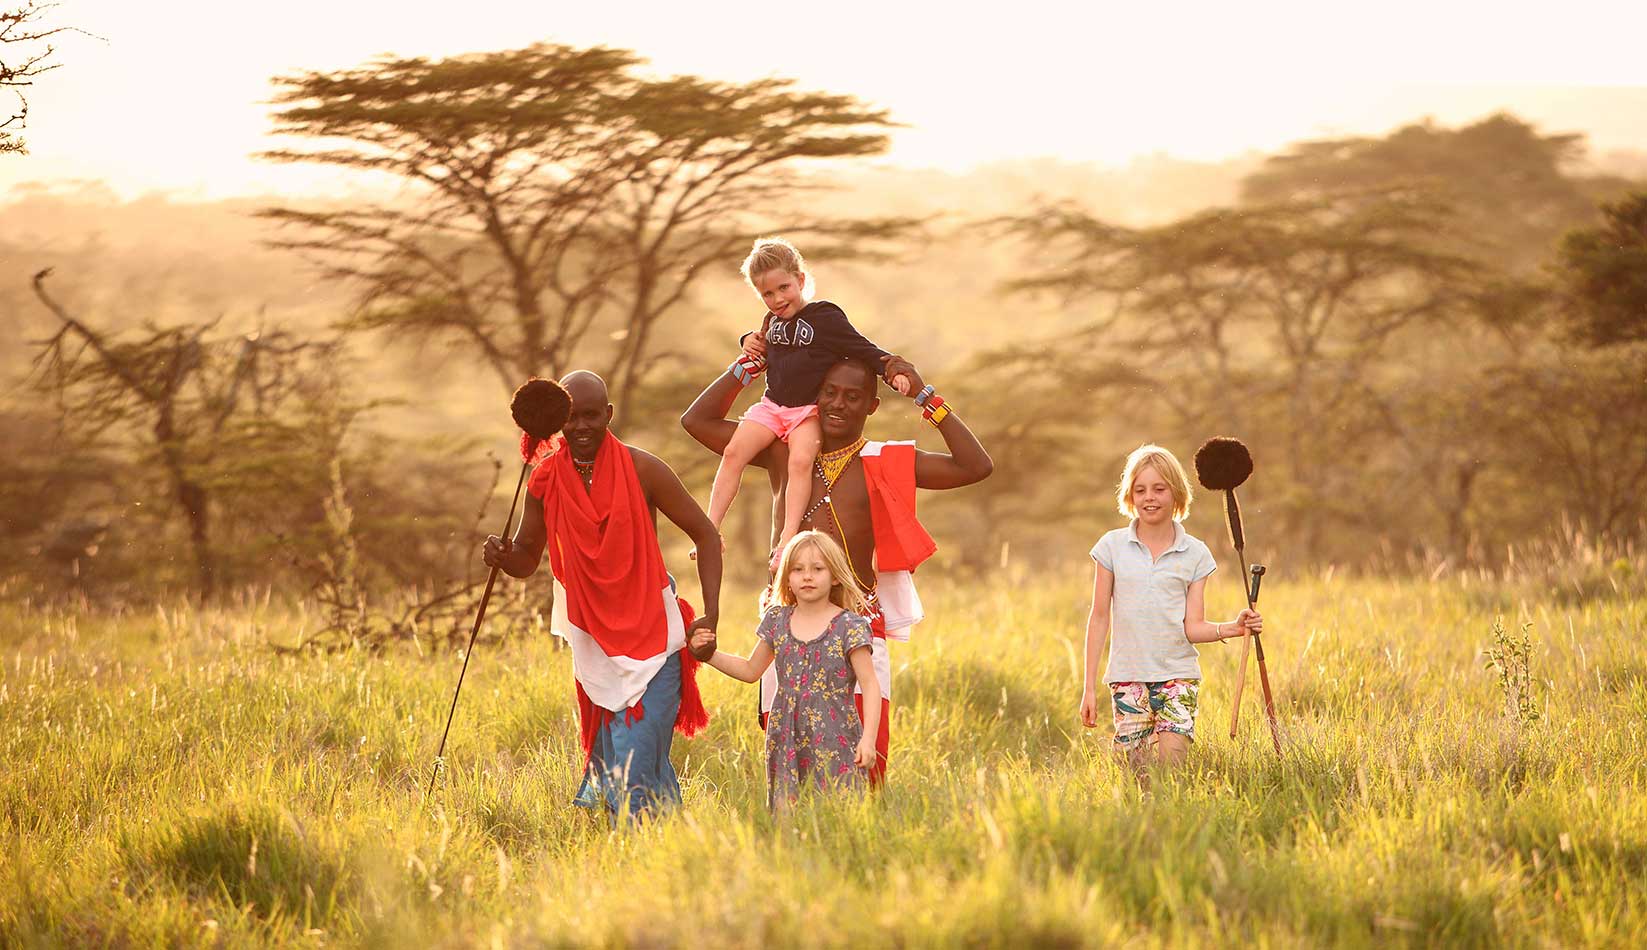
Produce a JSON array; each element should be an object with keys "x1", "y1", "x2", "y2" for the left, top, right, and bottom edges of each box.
[{"x1": 799, "y1": 463, "x2": 875, "y2": 581}]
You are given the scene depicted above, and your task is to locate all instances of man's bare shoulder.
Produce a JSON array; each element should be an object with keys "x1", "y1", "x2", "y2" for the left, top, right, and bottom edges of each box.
[
  {"x1": 625, "y1": 443, "x2": 658, "y2": 466},
  {"x1": 624, "y1": 444, "x2": 674, "y2": 479}
]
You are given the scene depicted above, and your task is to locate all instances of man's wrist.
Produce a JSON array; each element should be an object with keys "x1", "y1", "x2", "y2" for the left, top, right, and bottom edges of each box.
[
  {"x1": 729, "y1": 356, "x2": 764, "y2": 387},
  {"x1": 921, "y1": 393, "x2": 950, "y2": 428}
]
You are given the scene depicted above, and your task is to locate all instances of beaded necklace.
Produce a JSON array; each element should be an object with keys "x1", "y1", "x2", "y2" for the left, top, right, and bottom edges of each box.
[
  {"x1": 817, "y1": 437, "x2": 867, "y2": 485},
  {"x1": 802, "y1": 437, "x2": 875, "y2": 590},
  {"x1": 800, "y1": 437, "x2": 867, "y2": 524}
]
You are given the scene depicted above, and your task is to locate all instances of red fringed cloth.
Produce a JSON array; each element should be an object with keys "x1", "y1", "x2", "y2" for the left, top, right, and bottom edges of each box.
[{"x1": 526, "y1": 431, "x2": 709, "y2": 768}]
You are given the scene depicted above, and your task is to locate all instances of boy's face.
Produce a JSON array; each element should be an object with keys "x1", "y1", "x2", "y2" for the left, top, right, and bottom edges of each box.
[{"x1": 752, "y1": 268, "x2": 807, "y2": 319}]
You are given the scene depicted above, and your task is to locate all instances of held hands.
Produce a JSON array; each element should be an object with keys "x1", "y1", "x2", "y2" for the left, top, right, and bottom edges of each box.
[
  {"x1": 1079, "y1": 689, "x2": 1100, "y2": 729},
  {"x1": 742, "y1": 332, "x2": 768, "y2": 360},
  {"x1": 687, "y1": 617, "x2": 718, "y2": 661},
  {"x1": 880, "y1": 354, "x2": 923, "y2": 395},
  {"x1": 854, "y1": 733, "x2": 877, "y2": 770}
]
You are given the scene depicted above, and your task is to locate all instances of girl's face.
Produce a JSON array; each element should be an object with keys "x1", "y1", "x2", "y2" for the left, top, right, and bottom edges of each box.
[
  {"x1": 1131, "y1": 465, "x2": 1176, "y2": 526},
  {"x1": 787, "y1": 544, "x2": 835, "y2": 605},
  {"x1": 752, "y1": 268, "x2": 807, "y2": 319}
]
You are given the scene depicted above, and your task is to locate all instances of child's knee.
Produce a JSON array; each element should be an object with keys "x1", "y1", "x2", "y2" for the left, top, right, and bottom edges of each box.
[{"x1": 724, "y1": 436, "x2": 763, "y2": 465}]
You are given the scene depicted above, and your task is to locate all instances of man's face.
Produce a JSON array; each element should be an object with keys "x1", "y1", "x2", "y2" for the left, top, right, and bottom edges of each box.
[
  {"x1": 562, "y1": 390, "x2": 613, "y2": 459},
  {"x1": 815, "y1": 361, "x2": 879, "y2": 441}
]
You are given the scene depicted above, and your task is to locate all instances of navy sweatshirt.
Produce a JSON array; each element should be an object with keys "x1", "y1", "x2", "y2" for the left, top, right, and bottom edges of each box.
[{"x1": 754, "y1": 300, "x2": 892, "y2": 407}]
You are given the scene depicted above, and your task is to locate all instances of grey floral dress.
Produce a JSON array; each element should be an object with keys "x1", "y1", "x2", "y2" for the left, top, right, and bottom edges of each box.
[{"x1": 756, "y1": 604, "x2": 874, "y2": 812}]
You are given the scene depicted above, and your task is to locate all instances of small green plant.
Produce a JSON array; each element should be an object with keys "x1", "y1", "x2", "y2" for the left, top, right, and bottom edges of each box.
[{"x1": 1485, "y1": 617, "x2": 1541, "y2": 724}]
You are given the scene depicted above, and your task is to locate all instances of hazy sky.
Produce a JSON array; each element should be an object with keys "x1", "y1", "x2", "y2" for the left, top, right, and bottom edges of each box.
[{"x1": 6, "y1": 0, "x2": 1647, "y2": 198}]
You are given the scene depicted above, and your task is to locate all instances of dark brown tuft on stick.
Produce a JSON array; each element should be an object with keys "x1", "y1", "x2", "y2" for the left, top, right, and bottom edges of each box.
[
  {"x1": 512, "y1": 378, "x2": 571, "y2": 442},
  {"x1": 1194, "y1": 437, "x2": 1253, "y2": 491}
]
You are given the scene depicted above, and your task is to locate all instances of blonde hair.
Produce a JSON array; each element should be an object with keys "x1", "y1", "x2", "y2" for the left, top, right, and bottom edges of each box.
[
  {"x1": 773, "y1": 530, "x2": 869, "y2": 615},
  {"x1": 1116, "y1": 444, "x2": 1194, "y2": 521},
  {"x1": 740, "y1": 236, "x2": 813, "y2": 299}
]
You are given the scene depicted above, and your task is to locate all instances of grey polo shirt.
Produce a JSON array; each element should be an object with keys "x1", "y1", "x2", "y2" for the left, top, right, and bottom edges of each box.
[{"x1": 1090, "y1": 521, "x2": 1217, "y2": 684}]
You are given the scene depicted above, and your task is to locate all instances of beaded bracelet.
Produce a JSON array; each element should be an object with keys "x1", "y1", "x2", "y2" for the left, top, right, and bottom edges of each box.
[
  {"x1": 913, "y1": 384, "x2": 936, "y2": 408},
  {"x1": 729, "y1": 356, "x2": 766, "y2": 387},
  {"x1": 923, "y1": 401, "x2": 951, "y2": 428}
]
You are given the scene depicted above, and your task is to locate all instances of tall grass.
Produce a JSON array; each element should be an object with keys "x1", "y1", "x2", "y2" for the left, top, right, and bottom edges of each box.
[{"x1": 2, "y1": 562, "x2": 1643, "y2": 946}]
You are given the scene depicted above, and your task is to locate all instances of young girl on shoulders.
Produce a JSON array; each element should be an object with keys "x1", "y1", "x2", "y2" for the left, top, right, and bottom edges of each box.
[
  {"x1": 1078, "y1": 444, "x2": 1263, "y2": 774},
  {"x1": 707, "y1": 237, "x2": 912, "y2": 563},
  {"x1": 689, "y1": 530, "x2": 881, "y2": 812}
]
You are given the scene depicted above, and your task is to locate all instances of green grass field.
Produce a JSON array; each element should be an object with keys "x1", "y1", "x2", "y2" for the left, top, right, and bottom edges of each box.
[{"x1": 3, "y1": 561, "x2": 1645, "y2": 947}]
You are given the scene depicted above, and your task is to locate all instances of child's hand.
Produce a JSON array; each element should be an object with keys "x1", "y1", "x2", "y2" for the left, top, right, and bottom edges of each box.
[
  {"x1": 1236, "y1": 608, "x2": 1263, "y2": 636},
  {"x1": 890, "y1": 372, "x2": 912, "y2": 396},
  {"x1": 1079, "y1": 690, "x2": 1100, "y2": 729},
  {"x1": 688, "y1": 622, "x2": 717, "y2": 661},
  {"x1": 742, "y1": 333, "x2": 768, "y2": 360},
  {"x1": 881, "y1": 354, "x2": 924, "y2": 393},
  {"x1": 854, "y1": 733, "x2": 877, "y2": 770}
]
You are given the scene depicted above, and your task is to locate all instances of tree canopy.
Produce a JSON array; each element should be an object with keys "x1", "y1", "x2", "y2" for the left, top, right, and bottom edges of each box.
[
  {"x1": 1552, "y1": 191, "x2": 1647, "y2": 346},
  {"x1": 258, "y1": 43, "x2": 917, "y2": 403}
]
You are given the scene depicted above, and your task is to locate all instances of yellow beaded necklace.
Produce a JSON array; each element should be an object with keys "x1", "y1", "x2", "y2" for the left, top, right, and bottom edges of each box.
[{"x1": 816, "y1": 436, "x2": 868, "y2": 486}]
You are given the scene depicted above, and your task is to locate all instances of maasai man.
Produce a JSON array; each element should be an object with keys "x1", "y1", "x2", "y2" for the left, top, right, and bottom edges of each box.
[
  {"x1": 681, "y1": 355, "x2": 991, "y2": 784},
  {"x1": 484, "y1": 371, "x2": 722, "y2": 819}
]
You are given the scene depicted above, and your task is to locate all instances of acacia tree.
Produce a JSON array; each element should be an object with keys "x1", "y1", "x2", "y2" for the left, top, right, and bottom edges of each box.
[
  {"x1": 1240, "y1": 114, "x2": 1626, "y2": 274},
  {"x1": 997, "y1": 189, "x2": 1485, "y2": 559},
  {"x1": 1552, "y1": 191, "x2": 1647, "y2": 347},
  {"x1": 259, "y1": 44, "x2": 916, "y2": 404},
  {"x1": 1488, "y1": 343, "x2": 1647, "y2": 543},
  {"x1": 31, "y1": 269, "x2": 343, "y2": 598}
]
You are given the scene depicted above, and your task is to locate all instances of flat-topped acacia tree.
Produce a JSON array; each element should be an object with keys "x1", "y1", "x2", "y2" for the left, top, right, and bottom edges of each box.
[{"x1": 258, "y1": 43, "x2": 915, "y2": 404}]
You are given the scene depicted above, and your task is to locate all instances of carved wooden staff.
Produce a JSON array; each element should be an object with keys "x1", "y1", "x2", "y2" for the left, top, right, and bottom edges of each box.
[
  {"x1": 1193, "y1": 437, "x2": 1281, "y2": 754},
  {"x1": 427, "y1": 378, "x2": 570, "y2": 797}
]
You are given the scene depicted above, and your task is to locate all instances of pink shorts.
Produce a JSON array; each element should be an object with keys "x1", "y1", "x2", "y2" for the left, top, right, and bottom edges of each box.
[{"x1": 740, "y1": 396, "x2": 819, "y2": 440}]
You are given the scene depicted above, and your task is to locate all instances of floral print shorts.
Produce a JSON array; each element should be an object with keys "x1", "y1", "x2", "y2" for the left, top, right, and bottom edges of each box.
[{"x1": 1109, "y1": 679, "x2": 1200, "y2": 750}]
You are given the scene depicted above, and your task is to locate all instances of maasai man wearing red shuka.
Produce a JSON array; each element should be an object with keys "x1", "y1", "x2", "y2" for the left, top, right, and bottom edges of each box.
[{"x1": 484, "y1": 371, "x2": 722, "y2": 820}]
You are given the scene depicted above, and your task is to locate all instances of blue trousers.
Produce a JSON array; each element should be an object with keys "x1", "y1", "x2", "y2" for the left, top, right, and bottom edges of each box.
[{"x1": 573, "y1": 652, "x2": 683, "y2": 821}]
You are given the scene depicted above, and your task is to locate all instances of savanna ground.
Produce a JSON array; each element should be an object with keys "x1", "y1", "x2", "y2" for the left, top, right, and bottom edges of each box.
[{"x1": 2, "y1": 554, "x2": 1645, "y2": 947}]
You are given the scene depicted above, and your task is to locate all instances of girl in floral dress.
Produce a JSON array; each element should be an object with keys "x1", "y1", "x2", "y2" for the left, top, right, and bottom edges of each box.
[{"x1": 691, "y1": 530, "x2": 881, "y2": 811}]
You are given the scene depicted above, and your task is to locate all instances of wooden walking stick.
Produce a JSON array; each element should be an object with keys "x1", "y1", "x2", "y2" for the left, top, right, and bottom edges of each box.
[
  {"x1": 427, "y1": 378, "x2": 570, "y2": 797},
  {"x1": 1246, "y1": 564, "x2": 1281, "y2": 753},
  {"x1": 1193, "y1": 438, "x2": 1281, "y2": 754}
]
